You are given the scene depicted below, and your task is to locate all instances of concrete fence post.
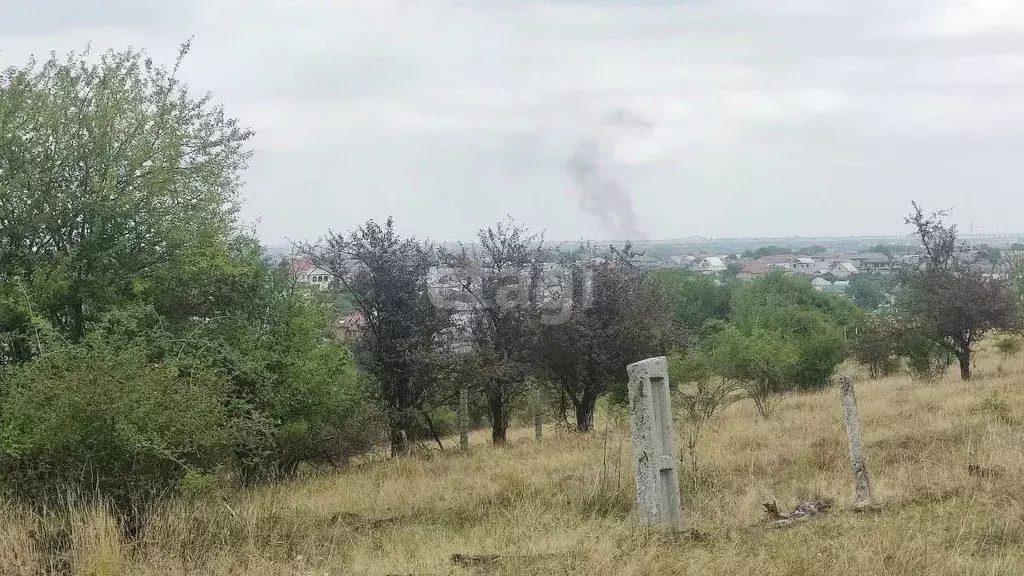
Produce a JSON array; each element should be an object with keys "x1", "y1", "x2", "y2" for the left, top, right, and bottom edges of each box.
[
  {"x1": 459, "y1": 387, "x2": 470, "y2": 451},
  {"x1": 626, "y1": 356, "x2": 684, "y2": 530},
  {"x1": 534, "y1": 385, "x2": 543, "y2": 441},
  {"x1": 839, "y1": 375, "x2": 873, "y2": 510}
]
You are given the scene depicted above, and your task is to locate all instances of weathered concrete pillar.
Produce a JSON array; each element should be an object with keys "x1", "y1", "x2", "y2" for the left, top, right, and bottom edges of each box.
[
  {"x1": 839, "y1": 375, "x2": 873, "y2": 509},
  {"x1": 534, "y1": 386, "x2": 543, "y2": 441},
  {"x1": 626, "y1": 356, "x2": 683, "y2": 529},
  {"x1": 397, "y1": 430, "x2": 410, "y2": 456},
  {"x1": 459, "y1": 387, "x2": 470, "y2": 451}
]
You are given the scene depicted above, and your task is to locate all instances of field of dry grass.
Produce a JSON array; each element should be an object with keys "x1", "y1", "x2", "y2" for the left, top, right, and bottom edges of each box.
[{"x1": 5, "y1": 344, "x2": 1024, "y2": 575}]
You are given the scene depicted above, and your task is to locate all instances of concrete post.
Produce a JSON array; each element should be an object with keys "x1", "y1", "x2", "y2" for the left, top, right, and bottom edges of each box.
[
  {"x1": 626, "y1": 356, "x2": 683, "y2": 530},
  {"x1": 839, "y1": 375, "x2": 873, "y2": 509},
  {"x1": 534, "y1": 386, "x2": 543, "y2": 441},
  {"x1": 459, "y1": 387, "x2": 470, "y2": 451},
  {"x1": 397, "y1": 430, "x2": 410, "y2": 456}
]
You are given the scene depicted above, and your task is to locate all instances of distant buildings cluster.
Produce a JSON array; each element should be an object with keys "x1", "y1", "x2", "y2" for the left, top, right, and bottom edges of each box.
[{"x1": 283, "y1": 239, "x2": 1023, "y2": 334}]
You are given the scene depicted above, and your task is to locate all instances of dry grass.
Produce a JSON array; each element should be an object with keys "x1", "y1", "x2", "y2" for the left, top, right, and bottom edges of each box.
[{"x1": 5, "y1": 345, "x2": 1024, "y2": 575}]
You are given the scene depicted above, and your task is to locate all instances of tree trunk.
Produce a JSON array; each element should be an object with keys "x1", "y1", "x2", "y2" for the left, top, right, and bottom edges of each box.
[
  {"x1": 574, "y1": 391, "x2": 599, "y2": 432},
  {"x1": 70, "y1": 291, "x2": 86, "y2": 341},
  {"x1": 558, "y1": 385, "x2": 569, "y2": 426},
  {"x1": 420, "y1": 409, "x2": 445, "y2": 451},
  {"x1": 958, "y1": 348, "x2": 972, "y2": 380},
  {"x1": 389, "y1": 411, "x2": 411, "y2": 457},
  {"x1": 489, "y1": 390, "x2": 508, "y2": 445}
]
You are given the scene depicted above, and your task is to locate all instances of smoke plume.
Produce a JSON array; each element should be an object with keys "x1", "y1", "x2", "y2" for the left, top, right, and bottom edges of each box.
[
  {"x1": 566, "y1": 109, "x2": 654, "y2": 240},
  {"x1": 567, "y1": 140, "x2": 644, "y2": 241}
]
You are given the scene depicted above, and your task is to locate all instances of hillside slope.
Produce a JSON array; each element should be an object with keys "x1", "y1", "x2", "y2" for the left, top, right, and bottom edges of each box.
[{"x1": 5, "y1": 349, "x2": 1024, "y2": 575}]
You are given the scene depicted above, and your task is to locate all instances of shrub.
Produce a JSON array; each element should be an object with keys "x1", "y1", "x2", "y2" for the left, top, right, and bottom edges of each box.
[
  {"x1": 995, "y1": 336, "x2": 1023, "y2": 358},
  {"x1": 728, "y1": 272, "x2": 854, "y2": 391},
  {"x1": 0, "y1": 342, "x2": 234, "y2": 514},
  {"x1": 899, "y1": 329, "x2": 952, "y2": 381},
  {"x1": 849, "y1": 316, "x2": 902, "y2": 378}
]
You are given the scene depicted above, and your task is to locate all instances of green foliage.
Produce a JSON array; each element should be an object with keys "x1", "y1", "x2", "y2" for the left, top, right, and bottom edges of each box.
[
  {"x1": 306, "y1": 218, "x2": 453, "y2": 454},
  {"x1": 674, "y1": 271, "x2": 858, "y2": 418},
  {"x1": 849, "y1": 316, "x2": 901, "y2": 378},
  {"x1": 650, "y1": 269, "x2": 732, "y2": 335},
  {"x1": 899, "y1": 328, "x2": 952, "y2": 381},
  {"x1": 869, "y1": 244, "x2": 895, "y2": 258},
  {"x1": 677, "y1": 325, "x2": 796, "y2": 419},
  {"x1": 847, "y1": 276, "x2": 887, "y2": 311},
  {"x1": 542, "y1": 251, "x2": 676, "y2": 430},
  {"x1": 0, "y1": 335, "x2": 234, "y2": 510},
  {"x1": 728, "y1": 272, "x2": 857, "y2": 390},
  {"x1": 976, "y1": 244, "x2": 1002, "y2": 269},
  {"x1": 0, "y1": 45, "x2": 253, "y2": 341},
  {"x1": 0, "y1": 46, "x2": 380, "y2": 515},
  {"x1": 742, "y1": 245, "x2": 790, "y2": 259},
  {"x1": 994, "y1": 336, "x2": 1023, "y2": 358},
  {"x1": 898, "y1": 202, "x2": 1022, "y2": 380}
]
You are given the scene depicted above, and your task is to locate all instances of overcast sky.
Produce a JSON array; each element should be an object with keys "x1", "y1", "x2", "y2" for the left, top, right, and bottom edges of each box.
[{"x1": 3, "y1": 0, "x2": 1024, "y2": 243}]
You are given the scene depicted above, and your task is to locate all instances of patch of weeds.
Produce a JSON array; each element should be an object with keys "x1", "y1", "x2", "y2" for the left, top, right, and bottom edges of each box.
[
  {"x1": 995, "y1": 336, "x2": 1023, "y2": 358},
  {"x1": 949, "y1": 516, "x2": 1023, "y2": 556},
  {"x1": 576, "y1": 484, "x2": 634, "y2": 519},
  {"x1": 975, "y1": 391, "x2": 1017, "y2": 425}
]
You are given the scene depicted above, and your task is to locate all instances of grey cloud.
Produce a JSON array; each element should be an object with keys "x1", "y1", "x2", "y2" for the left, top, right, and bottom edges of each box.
[
  {"x1": 3, "y1": 0, "x2": 1024, "y2": 242},
  {"x1": 0, "y1": 0, "x2": 196, "y2": 34}
]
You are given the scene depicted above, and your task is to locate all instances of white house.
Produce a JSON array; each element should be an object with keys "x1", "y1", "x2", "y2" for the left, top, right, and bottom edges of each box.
[
  {"x1": 697, "y1": 256, "x2": 727, "y2": 274},
  {"x1": 289, "y1": 258, "x2": 333, "y2": 288},
  {"x1": 811, "y1": 277, "x2": 832, "y2": 291},
  {"x1": 793, "y1": 257, "x2": 818, "y2": 275},
  {"x1": 829, "y1": 262, "x2": 859, "y2": 279}
]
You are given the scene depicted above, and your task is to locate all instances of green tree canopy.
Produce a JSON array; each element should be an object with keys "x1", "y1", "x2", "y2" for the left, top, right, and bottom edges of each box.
[{"x1": 0, "y1": 44, "x2": 252, "y2": 342}]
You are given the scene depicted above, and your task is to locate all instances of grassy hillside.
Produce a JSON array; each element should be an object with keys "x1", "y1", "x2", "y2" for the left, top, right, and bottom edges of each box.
[{"x1": 5, "y1": 347, "x2": 1024, "y2": 575}]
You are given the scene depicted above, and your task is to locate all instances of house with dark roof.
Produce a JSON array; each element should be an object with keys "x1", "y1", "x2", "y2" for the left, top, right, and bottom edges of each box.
[
  {"x1": 333, "y1": 311, "x2": 367, "y2": 340},
  {"x1": 851, "y1": 252, "x2": 894, "y2": 273}
]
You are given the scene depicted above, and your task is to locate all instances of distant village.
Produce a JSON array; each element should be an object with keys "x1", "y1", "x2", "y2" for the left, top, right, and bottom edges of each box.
[{"x1": 283, "y1": 238, "x2": 1024, "y2": 338}]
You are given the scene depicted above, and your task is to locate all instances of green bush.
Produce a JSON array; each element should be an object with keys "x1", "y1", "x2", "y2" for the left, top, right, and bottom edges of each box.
[
  {"x1": 849, "y1": 316, "x2": 902, "y2": 378},
  {"x1": 900, "y1": 330, "x2": 952, "y2": 381},
  {"x1": 0, "y1": 341, "x2": 234, "y2": 511},
  {"x1": 995, "y1": 336, "x2": 1023, "y2": 358},
  {"x1": 728, "y1": 272, "x2": 855, "y2": 390}
]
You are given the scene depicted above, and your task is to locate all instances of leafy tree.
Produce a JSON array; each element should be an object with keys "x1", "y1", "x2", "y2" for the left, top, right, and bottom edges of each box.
[
  {"x1": 442, "y1": 219, "x2": 544, "y2": 444},
  {"x1": 0, "y1": 45, "x2": 380, "y2": 520},
  {"x1": 897, "y1": 202, "x2": 1021, "y2": 380},
  {"x1": 304, "y1": 218, "x2": 452, "y2": 456},
  {"x1": 847, "y1": 276, "x2": 886, "y2": 311},
  {"x1": 538, "y1": 246, "x2": 676, "y2": 431},
  {"x1": 681, "y1": 325, "x2": 795, "y2": 419},
  {"x1": 0, "y1": 45, "x2": 252, "y2": 344},
  {"x1": 849, "y1": 315, "x2": 901, "y2": 378},
  {"x1": 724, "y1": 261, "x2": 743, "y2": 279},
  {"x1": 650, "y1": 268, "x2": 732, "y2": 334},
  {"x1": 676, "y1": 271, "x2": 858, "y2": 418},
  {"x1": 976, "y1": 244, "x2": 1002, "y2": 271},
  {"x1": 869, "y1": 244, "x2": 895, "y2": 258},
  {"x1": 898, "y1": 327, "x2": 952, "y2": 381},
  {"x1": 0, "y1": 313, "x2": 234, "y2": 519},
  {"x1": 729, "y1": 271, "x2": 857, "y2": 390},
  {"x1": 742, "y1": 245, "x2": 790, "y2": 259}
]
